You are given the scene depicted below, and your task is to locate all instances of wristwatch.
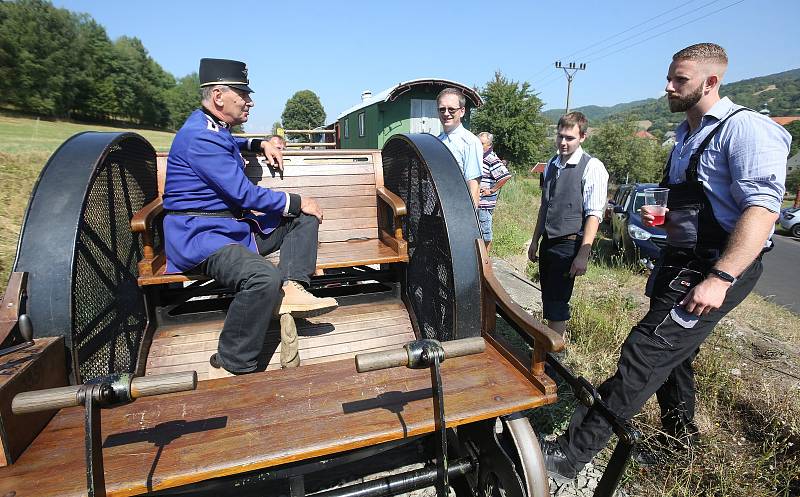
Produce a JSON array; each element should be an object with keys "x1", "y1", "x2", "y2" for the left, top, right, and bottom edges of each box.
[{"x1": 708, "y1": 268, "x2": 737, "y2": 284}]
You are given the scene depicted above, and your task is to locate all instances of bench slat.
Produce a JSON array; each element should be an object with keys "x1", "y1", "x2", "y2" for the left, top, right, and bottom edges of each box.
[
  {"x1": 153, "y1": 301, "x2": 407, "y2": 340},
  {"x1": 245, "y1": 163, "x2": 374, "y2": 177},
  {"x1": 252, "y1": 173, "x2": 376, "y2": 188},
  {"x1": 253, "y1": 184, "x2": 378, "y2": 198}
]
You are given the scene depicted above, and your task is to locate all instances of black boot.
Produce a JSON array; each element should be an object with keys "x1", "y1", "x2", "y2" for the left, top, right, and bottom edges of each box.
[{"x1": 540, "y1": 439, "x2": 580, "y2": 483}]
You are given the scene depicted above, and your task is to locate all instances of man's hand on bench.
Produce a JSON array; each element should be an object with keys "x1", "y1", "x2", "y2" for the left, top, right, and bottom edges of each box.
[
  {"x1": 301, "y1": 197, "x2": 324, "y2": 223},
  {"x1": 260, "y1": 140, "x2": 284, "y2": 171}
]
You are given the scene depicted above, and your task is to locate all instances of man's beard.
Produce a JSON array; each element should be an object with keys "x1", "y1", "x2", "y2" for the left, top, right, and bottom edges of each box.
[{"x1": 668, "y1": 82, "x2": 704, "y2": 113}]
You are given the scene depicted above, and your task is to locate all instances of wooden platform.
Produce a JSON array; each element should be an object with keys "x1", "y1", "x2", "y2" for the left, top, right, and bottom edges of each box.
[
  {"x1": 146, "y1": 291, "x2": 416, "y2": 380},
  {"x1": 0, "y1": 340, "x2": 555, "y2": 497}
]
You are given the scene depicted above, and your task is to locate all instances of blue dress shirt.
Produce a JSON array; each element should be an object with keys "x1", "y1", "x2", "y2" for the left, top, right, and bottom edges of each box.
[
  {"x1": 437, "y1": 124, "x2": 483, "y2": 181},
  {"x1": 668, "y1": 97, "x2": 790, "y2": 235}
]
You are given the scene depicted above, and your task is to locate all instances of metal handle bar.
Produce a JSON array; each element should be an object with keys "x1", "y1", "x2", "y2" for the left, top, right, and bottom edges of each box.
[
  {"x1": 355, "y1": 337, "x2": 485, "y2": 373},
  {"x1": 12, "y1": 371, "x2": 198, "y2": 415}
]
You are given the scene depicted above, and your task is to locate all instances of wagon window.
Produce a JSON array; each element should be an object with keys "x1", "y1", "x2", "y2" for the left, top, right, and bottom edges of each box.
[
  {"x1": 344, "y1": 118, "x2": 350, "y2": 139},
  {"x1": 358, "y1": 112, "x2": 366, "y2": 137}
]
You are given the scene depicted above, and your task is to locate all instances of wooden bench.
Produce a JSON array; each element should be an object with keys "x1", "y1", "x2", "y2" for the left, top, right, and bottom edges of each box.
[{"x1": 131, "y1": 149, "x2": 409, "y2": 287}]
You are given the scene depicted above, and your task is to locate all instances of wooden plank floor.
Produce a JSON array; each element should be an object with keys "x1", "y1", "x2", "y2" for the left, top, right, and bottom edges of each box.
[
  {"x1": 0, "y1": 342, "x2": 554, "y2": 497},
  {"x1": 146, "y1": 291, "x2": 415, "y2": 380}
]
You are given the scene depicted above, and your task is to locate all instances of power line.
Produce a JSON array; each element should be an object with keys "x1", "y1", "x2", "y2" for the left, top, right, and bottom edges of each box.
[
  {"x1": 529, "y1": 0, "x2": 718, "y2": 88},
  {"x1": 561, "y1": 0, "x2": 710, "y2": 61},
  {"x1": 579, "y1": 0, "x2": 732, "y2": 62},
  {"x1": 587, "y1": 0, "x2": 747, "y2": 64}
]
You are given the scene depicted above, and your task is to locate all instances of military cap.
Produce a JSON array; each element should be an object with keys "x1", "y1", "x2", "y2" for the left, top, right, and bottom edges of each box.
[{"x1": 199, "y1": 58, "x2": 254, "y2": 93}]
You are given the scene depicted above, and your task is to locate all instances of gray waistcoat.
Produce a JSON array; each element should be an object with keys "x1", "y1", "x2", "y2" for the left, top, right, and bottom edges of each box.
[{"x1": 541, "y1": 152, "x2": 591, "y2": 238}]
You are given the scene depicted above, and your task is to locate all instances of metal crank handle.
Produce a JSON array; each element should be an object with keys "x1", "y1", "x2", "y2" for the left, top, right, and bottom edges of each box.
[
  {"x1": 355, "y1": 337, "x2": 485, "y2": 373},
  {"x1": 11, "y1": 371, "x2": 198, "y2": 415}
]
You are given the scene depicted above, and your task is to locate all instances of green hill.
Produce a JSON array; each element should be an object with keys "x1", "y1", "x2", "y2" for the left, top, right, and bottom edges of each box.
[
  {"x1": 543, "y1": 68, "x2": 800, "y2": 136},
  {"x1": 542, "y1": 99, "x2": 653, "y2": 123}
]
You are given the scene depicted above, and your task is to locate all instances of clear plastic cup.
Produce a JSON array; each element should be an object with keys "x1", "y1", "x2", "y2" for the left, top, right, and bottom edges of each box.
[{"x1": 642, "y1": 188, "x2": 669, "y2": 226}]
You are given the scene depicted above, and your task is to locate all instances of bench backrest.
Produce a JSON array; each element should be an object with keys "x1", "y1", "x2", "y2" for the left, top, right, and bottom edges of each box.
[{"x1": 155, "y1": 149, "x2": 384, "y2": 243}]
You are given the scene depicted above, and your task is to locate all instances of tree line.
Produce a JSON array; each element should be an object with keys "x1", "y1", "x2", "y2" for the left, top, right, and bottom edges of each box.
[
  {"x1": 0, "y1": 0, "x2": 199, "y2": 129},
  {"x1": 471, "y1": 72, "x2": 667, "y2": 184}
]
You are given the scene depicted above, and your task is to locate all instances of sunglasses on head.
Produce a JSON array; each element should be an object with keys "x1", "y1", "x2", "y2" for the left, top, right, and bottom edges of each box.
[{"x1": 438, "y1": 106, "x2": 463, "y2": 115}]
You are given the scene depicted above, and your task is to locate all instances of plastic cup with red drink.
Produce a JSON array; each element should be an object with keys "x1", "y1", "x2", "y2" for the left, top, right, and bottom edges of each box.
[{"x1": 642, "y1": 188, "x2": 669, "y2": 226}]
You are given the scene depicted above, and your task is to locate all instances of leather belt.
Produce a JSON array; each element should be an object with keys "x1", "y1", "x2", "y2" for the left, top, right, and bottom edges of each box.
[
  {"x1": 546, "y1": 234, "x2": 579, "y2": 241},
  {"x1": 164, "y1": 209, "x2": 240, "y2": 218}
]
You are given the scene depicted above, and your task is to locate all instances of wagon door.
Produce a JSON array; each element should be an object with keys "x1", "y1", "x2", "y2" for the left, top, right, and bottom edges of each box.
[{"x1": 410, "y1": 98, "x2": 442, "y2": 136}]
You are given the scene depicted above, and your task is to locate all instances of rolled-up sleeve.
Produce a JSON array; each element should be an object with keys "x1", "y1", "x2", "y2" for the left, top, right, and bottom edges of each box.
[
  {"x1": 727, "y1": 115, "x2": 790, "y2": 213},
  {"x1": 582, "y1": 158, "x2": 609, "y2": 219}
]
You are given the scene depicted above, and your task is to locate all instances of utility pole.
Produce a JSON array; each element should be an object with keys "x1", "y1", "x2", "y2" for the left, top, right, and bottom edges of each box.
[{"x1": 554, "y1": 61, "x2": 586, "y2": 114}]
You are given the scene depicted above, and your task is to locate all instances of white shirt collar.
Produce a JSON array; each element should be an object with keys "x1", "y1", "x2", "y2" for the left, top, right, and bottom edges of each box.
[
  {"x1": 556, "y1": 146, "x2": 585, "y2": 167},
  {"x1": 442, "y1": 124, "x2": 465, "y2": 138}
]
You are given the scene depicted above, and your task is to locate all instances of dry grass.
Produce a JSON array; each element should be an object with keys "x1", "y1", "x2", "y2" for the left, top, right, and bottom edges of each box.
[
  {"x1": 0, "y1": 114, "x2": 176, "y2": 288},
  {"x1": 0, "y1": 151, "x2": 48, "y2": 283}
]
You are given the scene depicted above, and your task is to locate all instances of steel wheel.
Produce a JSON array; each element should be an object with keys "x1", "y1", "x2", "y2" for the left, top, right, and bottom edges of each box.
[
  {"x1": 455, "y1": 416, "x2": 549, "y2": 497},
  {"x1": 14, "y1": 132, "x2": 157, "y2": 382}
]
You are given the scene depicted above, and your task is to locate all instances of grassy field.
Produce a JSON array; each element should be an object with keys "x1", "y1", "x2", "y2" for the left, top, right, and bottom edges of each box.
[
  {"x1": 491, "y1": 176, "x2": 800, "y2": 496},
  {"x1": 0, "y1": 113, "x2": 175, "y2": 154},
  {"x1": 0, "y1": 113, "x2": 175, "y2": 283}
]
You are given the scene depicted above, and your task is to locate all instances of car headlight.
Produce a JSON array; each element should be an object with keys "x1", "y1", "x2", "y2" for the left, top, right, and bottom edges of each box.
[{"x1": 628, "y1": 224, "x2": 652, "y2": 240}]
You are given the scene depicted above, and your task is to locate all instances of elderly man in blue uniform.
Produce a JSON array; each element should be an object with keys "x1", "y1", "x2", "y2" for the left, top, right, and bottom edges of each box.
[
  {"x1": 436, "y1": 88, "x2": 482, "y2": 206},
  {"x1": 542, "y1": 43, "x2": 790, "y2": 482},
  {"x1": 528, "y1": 112, "x2": 608, "y2": 337},
  {"x1": 163, "y1": 58, "x2": 337, "y2": 375}
]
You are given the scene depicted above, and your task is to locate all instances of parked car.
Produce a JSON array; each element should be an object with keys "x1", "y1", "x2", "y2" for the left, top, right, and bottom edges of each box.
[
  {"x1": 779, "y1": 206, "x2": 800, "y2": 238},
  {"x1": 604, "y1": 184, "x2": 632, "y2": 224},
  {"x1": 609, "y1": 183, "x2": 667, "y2": 268}
]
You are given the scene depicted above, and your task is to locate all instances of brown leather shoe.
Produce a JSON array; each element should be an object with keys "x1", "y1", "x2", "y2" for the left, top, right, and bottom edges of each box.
[{"x1": 277, "y1": 281, "x2": 338, "y2": 318}]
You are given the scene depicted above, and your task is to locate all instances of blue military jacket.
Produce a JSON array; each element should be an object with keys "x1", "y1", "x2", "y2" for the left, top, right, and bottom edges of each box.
[{"x1": 162, "y1": 109, "x2": 288, "y2": 273}]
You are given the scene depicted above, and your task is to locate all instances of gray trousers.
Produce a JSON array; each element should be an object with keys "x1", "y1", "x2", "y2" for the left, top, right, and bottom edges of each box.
[{"x1": 197, "y1": 214, "x2": 319, "y2": 373}]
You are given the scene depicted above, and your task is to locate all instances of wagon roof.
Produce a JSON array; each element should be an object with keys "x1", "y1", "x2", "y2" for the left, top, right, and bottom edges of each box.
[{"x1": 336, "y1": 78, "x2": 483, "y2": 120}]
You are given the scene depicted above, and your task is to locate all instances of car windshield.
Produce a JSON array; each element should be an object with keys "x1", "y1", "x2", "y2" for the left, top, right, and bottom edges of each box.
[{"x1": 632, "y1": 192, "x2": 649, "y2": 212}]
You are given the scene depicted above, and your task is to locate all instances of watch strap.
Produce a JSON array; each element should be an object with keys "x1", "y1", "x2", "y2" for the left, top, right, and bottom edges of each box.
[{"x1": 708, "y1": 268, "x2": 736, "y2": 284}]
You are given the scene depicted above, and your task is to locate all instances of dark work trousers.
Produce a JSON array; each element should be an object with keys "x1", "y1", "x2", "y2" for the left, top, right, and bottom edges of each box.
[
  {"x1": 196, "y1": 214, "x2": 319, "y2": 373},
  {"x1": 558, "y1": 247, "x2": 763, "y2": 468},
  {"x1": 539, "y1": 235, "x2": 582, "y2": 322}
]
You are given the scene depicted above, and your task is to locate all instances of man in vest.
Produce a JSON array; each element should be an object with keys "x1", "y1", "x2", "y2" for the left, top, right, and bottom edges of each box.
[
  {"x1": 163, "y1": 58, "x2": 337, "y2": 375},
  {"x1": 436, "y1": 88, "x2": 482, "y2": 207},
  {"x1": 542, "y1": 43, "x2": 790, "y2": 483},
  {"x1": 528, "y1": 112, "x2": 608, "y2": 336}
]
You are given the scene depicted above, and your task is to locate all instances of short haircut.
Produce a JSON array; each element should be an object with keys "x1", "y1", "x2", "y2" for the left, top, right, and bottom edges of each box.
[
  {"x1": 672, "y1": 43, "x2": 728, "y2": 66},
  {"x1": 437, "y1": 88, "x2": 466, "y2": 108},
  {"x1": 557, "y1": 112, "x2": 588, "y2": 135},
  {"x1": 267, "y1": 135, "x2": 286, "y2": 146},
  {"x1": 201, "y1": 84, "x2": 229, "y2": 103},
  {"x1": 478, "y1": 132, "x2": 493, "y2": 145}
]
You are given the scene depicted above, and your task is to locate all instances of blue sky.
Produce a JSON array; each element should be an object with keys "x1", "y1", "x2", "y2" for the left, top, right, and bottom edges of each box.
[{"x1": 53, "y1": 0, "x2": 800, "y2": 132}]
